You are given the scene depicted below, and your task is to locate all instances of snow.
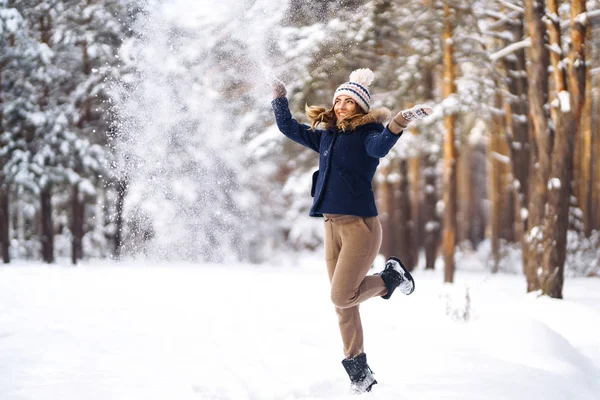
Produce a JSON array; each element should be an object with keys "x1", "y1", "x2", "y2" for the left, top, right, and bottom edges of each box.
[
  {"x1": 547, "y1": 12, "x2": 560, "y2": 25},
  {"x1": 468, "y1": 120, "x2": 487, "y2": 146},
  {"x1": 425, "y1": 221, "x2": 440, "y2": 232},
  {"x1": 558, "y1": 90, "x2": 571, "y2": 112},
  {"x1": 491, "y1": 151, "x2": 511, "y2": 165},
  {"x1": 441, "y1": 94, "x2": 459, "y2": 111},
  {"x1": 512, "y1": 113, "x2": 528, "y2": 124},
  {"x1": 1, "y1": 258, "x2": 598, "y2": 400},
  {"x1": 0, "y1": 7, "x2": 22, "y2": 33},
  {"x1": 110, "y1": 0, "x2": 288, "y2": 262},
  {"x1": 548, "y1": 177, "x2": 562, "y2": 190},
  {"x1": 548, "y1": 43, "x2": 562, "y2": 56},
  {"x1": 495, "y1": 0, "x2": 524, "y2": 13},
  {"x1": 575, "y1": 12, "x2": 588, "y2": 26},
  {"x1": 279, "y1": 24, "x2": 328, "y2": 59}
]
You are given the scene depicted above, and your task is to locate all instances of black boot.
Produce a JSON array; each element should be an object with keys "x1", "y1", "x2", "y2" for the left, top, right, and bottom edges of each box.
[
  {"x1": 379, "y1": 256, "x2": 415, "y2": 299},
  {"x1": 341, "y1": 353, "x2": 377, "y2": 394}
]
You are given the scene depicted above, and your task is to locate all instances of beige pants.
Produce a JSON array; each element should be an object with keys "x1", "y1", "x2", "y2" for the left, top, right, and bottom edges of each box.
[{"x1": 323, "y1": 214, "x2": 387, "y2": 358}]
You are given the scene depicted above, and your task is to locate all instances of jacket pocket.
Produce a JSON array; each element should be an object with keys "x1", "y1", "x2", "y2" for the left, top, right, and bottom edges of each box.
[
  {"x1": 311, "y1": 170, "x2": 319, "y2": 197},
  {"x1": 338, "y1": 169, "x2": 361, "y2": 196}
]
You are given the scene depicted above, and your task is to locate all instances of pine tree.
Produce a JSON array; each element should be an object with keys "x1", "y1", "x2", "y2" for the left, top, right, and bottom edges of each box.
[{"x1": 1, "y1": 1, "x2": 56, "y2": 262}]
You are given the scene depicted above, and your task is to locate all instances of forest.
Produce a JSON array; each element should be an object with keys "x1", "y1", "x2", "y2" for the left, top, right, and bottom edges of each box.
[{"x1": 1, "y1": 0, "x2": 599, "y2": 299}]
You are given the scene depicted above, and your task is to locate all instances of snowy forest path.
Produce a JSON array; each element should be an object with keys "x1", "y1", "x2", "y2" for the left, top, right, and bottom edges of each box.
[{"x1": 0, "y1": 263, "x2": 599, "y2": 400}]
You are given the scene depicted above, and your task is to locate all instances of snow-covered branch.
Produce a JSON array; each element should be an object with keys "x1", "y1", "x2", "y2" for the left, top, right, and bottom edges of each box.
[
  {"x1": 483, "y1": 30, "x2": 516, "y2": 41},
  {"x1": 546, "y1": 43, "x2": 562, "y2": 57},
  {"x1": 495, "y1": 0, "x2": 524, "y2": 14},
  {"x1": 489, "y1": 38, "x2": 530, "y2": 62},
  {"x1": 491, "y1": 151, "x2": 511, "y2": 165},
  {"x1": 589, "y1": 9, "x2": 600, "y2": 24},
  {"x1": 560, "y1": 9, "x2": 600, "y2": 30},
  {"x1": 484, "y1": 9, "x2": 509, "y2": 21},
  {"x1": 485, "y1": 10, "x2": 522, "y2": 31}
]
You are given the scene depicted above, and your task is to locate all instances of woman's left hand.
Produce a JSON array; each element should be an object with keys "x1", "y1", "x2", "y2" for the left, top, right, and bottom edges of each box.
[
  {"x1": 271, "y1": 78, "x2": 287, "y2": 99},
  {"x1": 401, "y1": 104, "x2": 433, "y2": 121},
  {"x1": 389, "y1": 104, "x2": 433, "y2": 134}
]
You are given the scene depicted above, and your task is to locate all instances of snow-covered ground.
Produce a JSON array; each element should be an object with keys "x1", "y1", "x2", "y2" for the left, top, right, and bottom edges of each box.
[{"x1": 1, "y1": 255, "x2": 599, "y2": 400}]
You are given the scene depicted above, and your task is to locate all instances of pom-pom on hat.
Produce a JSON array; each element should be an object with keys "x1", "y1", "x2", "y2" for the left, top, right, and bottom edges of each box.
[{"x1": 333, "y1": 68, "x2": 374, "y2": 112}]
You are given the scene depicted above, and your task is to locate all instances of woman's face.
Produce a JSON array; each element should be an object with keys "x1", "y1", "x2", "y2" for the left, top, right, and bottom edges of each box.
[{"x1": 334, "y1": 95, "x2": 357, "y2": 120}]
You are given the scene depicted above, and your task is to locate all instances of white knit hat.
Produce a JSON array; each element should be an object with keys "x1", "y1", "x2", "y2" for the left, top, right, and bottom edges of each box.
[{"x1": 332, "y1": 68, "x2": 375, "y2": 112}]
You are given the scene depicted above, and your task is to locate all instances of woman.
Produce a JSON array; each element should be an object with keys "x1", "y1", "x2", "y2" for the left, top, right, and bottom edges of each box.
[{"x1": 271, "y1": 69, "x2": 431, "y2": 394}]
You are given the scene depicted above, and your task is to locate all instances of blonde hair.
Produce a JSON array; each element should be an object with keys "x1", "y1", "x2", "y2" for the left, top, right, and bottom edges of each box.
[{"x1": 305, "y1": 105, "x2": 366, "y2": 132}]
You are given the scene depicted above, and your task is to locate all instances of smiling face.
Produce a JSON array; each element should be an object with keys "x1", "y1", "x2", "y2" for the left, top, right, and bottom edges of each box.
[{"x1": 333, "y1": 95, "x2": 358, "y2": 121}]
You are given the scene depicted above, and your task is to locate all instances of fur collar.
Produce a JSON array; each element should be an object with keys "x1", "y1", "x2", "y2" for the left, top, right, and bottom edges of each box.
[{"x1": 345, "y1": 107, "x2": 391, "y2": 131}]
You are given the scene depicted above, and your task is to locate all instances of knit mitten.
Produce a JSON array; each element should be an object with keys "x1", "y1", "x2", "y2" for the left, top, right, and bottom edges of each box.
[
  {"x1": 389, "y1": 104, "x2": 433, "y2": 134},
  {"x1": 402, "y1": 104, "x2": 433, "y2": 121},
  {"x1": 271, "y1": 78, "x2": 287, "y2": 99}
]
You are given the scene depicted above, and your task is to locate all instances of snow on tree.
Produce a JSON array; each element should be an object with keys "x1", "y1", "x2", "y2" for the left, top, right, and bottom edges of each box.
[{"x1": 1, "y1": 0, "x2": 131, "y2": 263}]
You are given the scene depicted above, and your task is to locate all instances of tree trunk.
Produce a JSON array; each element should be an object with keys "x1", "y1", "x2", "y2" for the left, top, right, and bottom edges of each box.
[
  {"x1": 568, "y1": 0, "x2": 587, "y2": 123},
  {"x1": 523, "y1": 0, "x2": 551, "y2": 292},
  {"x1": 114, "y1": 179, "x2": 128, "y2": 259},
  {"x1": 442, "y1": 0, "x2": 457, "y2": 283},
  {"x1": 494, "y1": 103, "x2": 514, "y2": 245},
  {"x1": 397, "y1": 159, "x2": 414, "y2": 270},
  {"x1": 568, "y1": 0, "x2": 588, "y2": 228},
  {"x1": 499, "y1": 11, "x2": 530, "y2": 249},
  {"x1": 423, "y1": 154, "x2": 440, "y2": 270},
  {"x1": 490, "y1": 94, "x2": 504, "y2": 273},
  {"x1": 471, "y1": 141, "x2": 488, "y2": 248},
  {"x1": 0, "y1": 182, "x2": 9, "y2": 263},
  {"x1": 539, "y1": 0, "x2": 575, "y2": 299},
  {"x1": 409, "y1": 155, "x2": 421, "y2": 267},
  {"x1": 580, "y1": 66, "x2": 593, "y2": 236},
  {"x1": 457, "y1": 141, "x2": 486, "y2": 249},
  {"x1": 379, "y1": 163, "x2": 395, "y2": 260},
  {"x1": 540, "y1": 122, "x2": 573, "y2": 298},
  {"x1": 0, "y1": 62, "x2": 7, "y2": 263},
  {"x1": 594, "y1": 74, "x2": 600, "y2": 231},
  {"x1": 79, "y1": 40, "x2": 93, "y2": 130},
  {"x1": 40, "y1": 185, "x2": 54, "y2": 263},
  {"x1": 421, "y1": 65, "x2": 439, "y2": 270},
  {"x1": 456, "y1": 148, "x2": 468, "y2": 245},
  {"x1": 71, "y1": 184, "x2": 85, "y2": 264},
  {"x1": 15, "y1": 198, "x2": 24, "y2": 258}
]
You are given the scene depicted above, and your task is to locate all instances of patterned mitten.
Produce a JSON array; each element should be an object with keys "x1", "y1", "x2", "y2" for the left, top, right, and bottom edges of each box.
[
  {"x1": 401, "y1": 104, "x2": 433, "y2": 121},
  {"x1": 389, "y1": 104, "x2": 433, "y2": 134}
]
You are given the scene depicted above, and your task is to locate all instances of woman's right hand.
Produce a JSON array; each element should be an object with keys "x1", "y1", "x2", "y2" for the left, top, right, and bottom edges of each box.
[{"x1": 271, "y1": 78, "x2": 287, "y2": 99}]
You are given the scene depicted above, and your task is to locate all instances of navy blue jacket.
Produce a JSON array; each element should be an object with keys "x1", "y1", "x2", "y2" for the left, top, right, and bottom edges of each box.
[{"x1": 272, "y1": 97, "x2": 403, "y2": 217}]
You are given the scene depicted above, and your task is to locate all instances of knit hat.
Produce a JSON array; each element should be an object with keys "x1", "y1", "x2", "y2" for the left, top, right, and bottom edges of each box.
[{"x1": 333, "y1": 68, "x2": 374, "y2": 113}]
